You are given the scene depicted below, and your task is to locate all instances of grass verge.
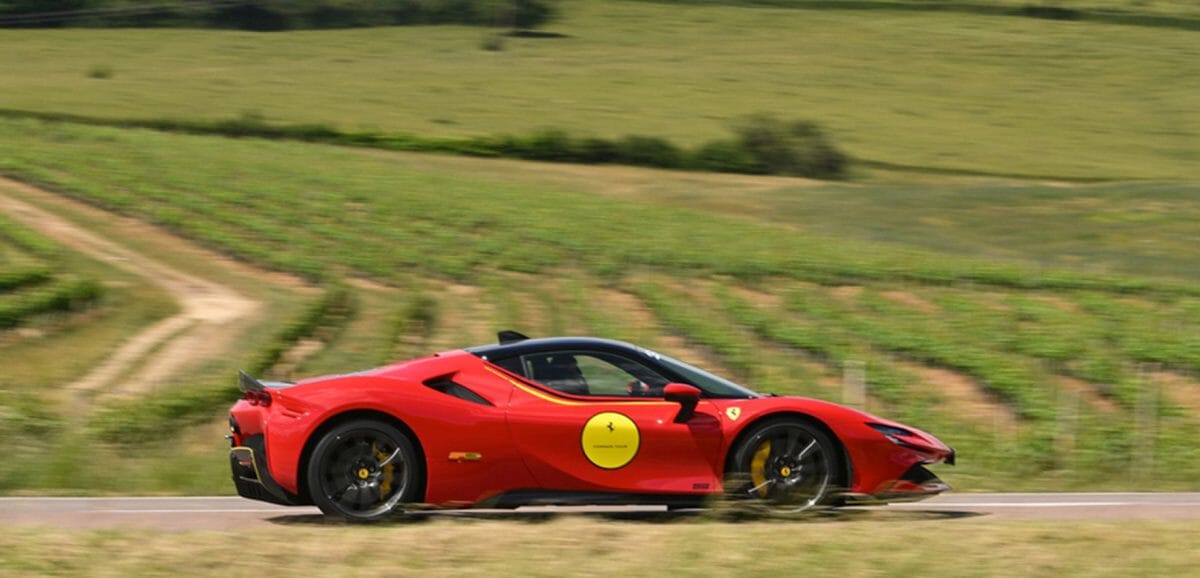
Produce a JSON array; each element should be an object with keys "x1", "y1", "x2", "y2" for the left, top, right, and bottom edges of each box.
[{"x1": 1, "y1": 517, "x2": 1198, "y2": 577}]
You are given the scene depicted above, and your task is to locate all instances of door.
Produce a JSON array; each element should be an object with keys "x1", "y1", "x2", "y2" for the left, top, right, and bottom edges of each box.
[{"x1": 497, "y1": 349, "x2": 725, "y2": 495}]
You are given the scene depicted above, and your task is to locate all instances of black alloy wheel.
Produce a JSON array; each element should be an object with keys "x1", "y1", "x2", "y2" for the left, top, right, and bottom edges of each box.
[
  {"x1": 726, "y1": 418, "x2": 840, "y2": 513},
  {"x1": 307, "y1": 419, "x2": 420, "y2": 522}
]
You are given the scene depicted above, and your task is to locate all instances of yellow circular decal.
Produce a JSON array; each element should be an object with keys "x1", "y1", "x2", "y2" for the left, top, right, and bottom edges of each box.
[{"x1": 581, "y1": 412, "x2": 640, "y2": 469}]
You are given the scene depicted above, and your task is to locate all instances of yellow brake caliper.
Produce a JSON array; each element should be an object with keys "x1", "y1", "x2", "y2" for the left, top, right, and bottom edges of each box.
[
  {"x1": 374, "y1": 443, "x2": 394, "y2": 498},
  {"x1": 749, "y1": 440, "x2": 771, "y2": 497}
]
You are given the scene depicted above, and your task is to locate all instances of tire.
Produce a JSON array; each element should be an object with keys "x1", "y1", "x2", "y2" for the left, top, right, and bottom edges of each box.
[
  {"x1": 725, "y1": 417, "x2": 841, "y2": 514},
  {"x1": 306, "y1": 419, "x2": 421, "y2": 522}
]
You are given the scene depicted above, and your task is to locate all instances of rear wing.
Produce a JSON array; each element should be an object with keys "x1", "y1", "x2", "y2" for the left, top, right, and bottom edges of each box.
[{"x1": 238, "y1": 370, "x2": 294, "y2": 393}]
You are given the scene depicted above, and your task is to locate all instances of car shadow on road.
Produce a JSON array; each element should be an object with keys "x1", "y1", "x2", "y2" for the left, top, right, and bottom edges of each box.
[{"x1": 266, "y1": 507, "x2": 983, "y2": 526}]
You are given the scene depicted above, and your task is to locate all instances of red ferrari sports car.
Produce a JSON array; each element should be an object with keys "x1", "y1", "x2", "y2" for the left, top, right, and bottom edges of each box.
[{"x1": 229, "y1": 331, "x2": 954, "y2": 521}]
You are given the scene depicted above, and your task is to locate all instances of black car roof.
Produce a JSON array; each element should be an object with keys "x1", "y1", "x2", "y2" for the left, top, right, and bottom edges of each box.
[
  {"x1": 466, "y1": 336, "x2": 645, "y2": 360},
  {"x1": 466, "y1": 333, "x2": 762, "y2": 399}
]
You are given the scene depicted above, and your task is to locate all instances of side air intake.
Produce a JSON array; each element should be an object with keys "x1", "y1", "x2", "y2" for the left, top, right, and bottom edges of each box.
[{"x1": 423, "y1": 376, "x2": 493, "y2": 406}]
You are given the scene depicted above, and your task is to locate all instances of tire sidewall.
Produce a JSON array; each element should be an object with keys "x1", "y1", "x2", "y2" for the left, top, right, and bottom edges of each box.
[
  {"x1": 727, "y1": 417, "x2": 840, "y2": 512},
  {"x1": 307, "y1": 419, "x2": 420, "y2": 522}
]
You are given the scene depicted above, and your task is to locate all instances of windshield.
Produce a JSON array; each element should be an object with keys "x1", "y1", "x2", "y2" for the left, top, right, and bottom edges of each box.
[{"x1": 650, "y1": 350, "x2": 760, "y2": 399}]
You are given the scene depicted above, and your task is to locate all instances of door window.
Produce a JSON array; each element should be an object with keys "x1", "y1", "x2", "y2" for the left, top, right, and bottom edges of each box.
[{"x1": 519, "y1": 350, "x2": 670, "y2": 397}]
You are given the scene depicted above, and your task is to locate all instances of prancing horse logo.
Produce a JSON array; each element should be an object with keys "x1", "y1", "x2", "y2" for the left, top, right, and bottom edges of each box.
[
  {"x1": 582, "y1": 412, "x2": 640, "y2": 469},
  {"x1": 725, "y1": 407, "x2": 742, "y2": 421}
]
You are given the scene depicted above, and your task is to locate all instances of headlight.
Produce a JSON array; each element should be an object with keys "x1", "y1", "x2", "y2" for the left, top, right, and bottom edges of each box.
[
  {"x1": 868, "y1": 423, "x2": 952, "y2": 464},
  {"x1": 867, "y1": 423, "x2": 914, "y2": 444}
]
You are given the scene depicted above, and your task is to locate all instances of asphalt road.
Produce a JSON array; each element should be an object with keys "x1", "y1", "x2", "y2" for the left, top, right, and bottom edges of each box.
[{"x1": 2, "y1": 493, "x2": 1199, "y2": 530}]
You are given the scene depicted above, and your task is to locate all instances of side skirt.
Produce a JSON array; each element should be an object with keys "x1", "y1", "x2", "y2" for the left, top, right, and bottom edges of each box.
[{"x1": 477, "y1": 490, "x2": 706, "y2": 510}]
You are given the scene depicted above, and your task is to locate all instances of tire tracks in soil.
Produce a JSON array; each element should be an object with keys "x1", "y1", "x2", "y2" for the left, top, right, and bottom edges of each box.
[{"x1": 0, "y1": 177, "x2": 264, "y2": 417}]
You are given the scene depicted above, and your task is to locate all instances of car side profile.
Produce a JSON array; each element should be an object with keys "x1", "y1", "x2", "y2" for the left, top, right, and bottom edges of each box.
[{"x1": 229, "y1": 331, "x2": 954, "y2": 521}]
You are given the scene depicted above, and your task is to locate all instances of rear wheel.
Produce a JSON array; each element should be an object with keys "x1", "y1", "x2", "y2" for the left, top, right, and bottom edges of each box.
[
  {"x1": 306, "y1": 419, "x2": 421, "y2": 522},
  {"x1": 725, "y1": 418, "x2": 840, "y2": 514}
]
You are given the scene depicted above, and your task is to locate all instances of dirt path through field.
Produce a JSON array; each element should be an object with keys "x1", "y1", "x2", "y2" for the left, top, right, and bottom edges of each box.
[{"x1": 0, "y1": 177, "x2": 261, "y2": 414}]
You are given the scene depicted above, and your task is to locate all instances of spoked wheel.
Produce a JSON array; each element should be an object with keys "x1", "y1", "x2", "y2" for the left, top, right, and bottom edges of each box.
[
  {"x1": 307, "y1": 419, "x2": 421, "y2": 522},
  {"x1": 726, "y1": 418, "x2": 841, "y2": 514}
]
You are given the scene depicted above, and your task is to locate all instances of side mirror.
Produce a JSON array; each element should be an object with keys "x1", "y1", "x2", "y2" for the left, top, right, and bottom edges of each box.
[{"x1": 663, "y1": 383, "x2": 701, "y2": 423}]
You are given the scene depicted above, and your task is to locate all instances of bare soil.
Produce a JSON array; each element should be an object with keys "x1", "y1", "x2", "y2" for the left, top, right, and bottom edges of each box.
[
  {"x1": 1150, "y1": 370, "x2": 1200, "y2": 420},
  {"x1": 880, "y1": 290, "x2": 939, "y2": 313},
  {"x1": 728, "y1": 285, "x2": 784, "y2": 309},
  {"x1": 591, "y1": 287, "x2": 734, "y2": 377},
  {"x1": 269, "y1": 338, "x2": 326, "y2": 381},
  {"x1": 898, "y1": 361, "x2": 1021, "y2": 434},
  {"x1": 0, "y1": 177, "x2": 278, "y2": 413},
  {"x1": 827, "y1": 285, "x2": 864, "y2": 303},
  {"x1": 427, "y1": 281, "x2": 495, "y2": 351},
  {"x1": 1031, "y1": 294, "x2": 1083, "y2": 314},
  {"x1": 1055, "y1": 375, "x2": 1121, "y2": 415}
]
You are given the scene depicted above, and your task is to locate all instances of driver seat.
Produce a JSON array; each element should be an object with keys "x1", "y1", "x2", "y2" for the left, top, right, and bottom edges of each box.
[{"x1": 530, "y1": 354, "x2": 589, "y2": 395}]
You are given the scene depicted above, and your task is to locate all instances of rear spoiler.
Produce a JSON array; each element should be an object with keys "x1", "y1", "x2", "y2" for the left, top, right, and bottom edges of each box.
[{"x1": 238, "y1": 370, "x2": 294, "y2": 393}]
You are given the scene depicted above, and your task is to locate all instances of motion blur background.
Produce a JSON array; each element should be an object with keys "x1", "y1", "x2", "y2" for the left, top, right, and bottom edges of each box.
[{"x1": 0, "y1": 0, "x2": 1197, "y2": 575}]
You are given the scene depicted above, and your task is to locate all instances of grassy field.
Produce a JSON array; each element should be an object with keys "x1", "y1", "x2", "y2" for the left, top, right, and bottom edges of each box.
[
  {"x1": 0, "y1": 215, "x2": 103, "y2": 333},
  {"x1": 366, "y1": 154, "x2": 1200, "y2": 282},
  {"x1": 0, "y1": 209, "x2": 183, "y2": 492},
  {"x1": 0, "y1": 0, "x2": 1197, "y2": 498},
  {"x1": 1, "y1": 117, "x2": 1198, "y2": 492},
  {"x1": 0, "y1": 178, "x2": 320, "y2": 495},
  {"x1": 2, "y1": 517, "x2": 1199, "y2": 577},
  {"x1": 637, "y1": 0, "x2": 1200, "y2": 19},
  {"x1": 0, "y1": 1, "x2": 1196, "y2": 180}
]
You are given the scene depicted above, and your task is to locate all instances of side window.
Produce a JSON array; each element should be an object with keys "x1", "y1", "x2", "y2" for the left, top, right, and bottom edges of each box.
[
  {"x1": 489, "y1": 356, "x2": 525, "y2": 377},
  {"x1": 521, "y1": 350, "x2": 669, "y2": 397}
]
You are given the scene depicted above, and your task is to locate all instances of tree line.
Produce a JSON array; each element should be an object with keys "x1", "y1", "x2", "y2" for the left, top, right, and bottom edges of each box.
[{"x1": 0, "y1": 0, "x2": 557, "y2": 30}]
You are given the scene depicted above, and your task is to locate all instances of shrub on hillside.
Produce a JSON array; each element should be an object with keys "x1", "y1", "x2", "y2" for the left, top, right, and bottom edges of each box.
[
  {"x1": 489, "y1": 131, "x2": 684, "y2": 168},
  {"x1": 509, "y1": 0, "x2": 557, "y2": 28},
  {"x1": 616, "y1": 135, "x2": 684, "y2": 168},
  {"x1": 208, "y1": 2, "x2": 293, "y2": 31},
  {"x1": 577, "y1": 137, "x2": 622, "y2": 163},
  {"x1": 689, "y1": 139, "x2": 759, "y2": 174},
  {"x1": 0, "y1": 0, "x2": 89, "y2": 21},
  {"x1": 1, "y1": 108, "x2": 850, "y2": 179},
  {"x1": 1020, "y1": 5, "x2": 1081, "y2": 21},
  {"x1": 86, "y1": 64, "x2": 114, "y2": 79},
  {"x1": 732, "y1": 114, "x2": 848, "y2": 179},
  {"x1": 496, "y1": 129, "x2": 577, "y2": 161}
]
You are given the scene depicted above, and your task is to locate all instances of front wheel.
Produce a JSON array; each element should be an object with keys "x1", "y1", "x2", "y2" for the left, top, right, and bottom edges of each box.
[
  {"x1": 306, "y1": 419, "x2": 421, "y2": 522},
  {"x1": 725, "y1": 418, "x2": 841, "y2": 514}
]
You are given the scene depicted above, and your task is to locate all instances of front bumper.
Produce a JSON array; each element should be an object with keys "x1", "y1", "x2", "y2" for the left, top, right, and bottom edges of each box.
[
  {"x1": 843, "y1": 463, "x2": 952, "y2": 505},
  {"x1": 230, "y1": 434, "x2": 301, "y2": 506}
]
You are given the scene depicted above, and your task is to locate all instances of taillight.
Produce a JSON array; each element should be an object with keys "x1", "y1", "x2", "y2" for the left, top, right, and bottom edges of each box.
[
  {"x1": 244, "y1": 390, "x2": 272, "y2": 407},
  {"x1": 227, "y1": 415, "x2": 241, "y2": 447}
]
